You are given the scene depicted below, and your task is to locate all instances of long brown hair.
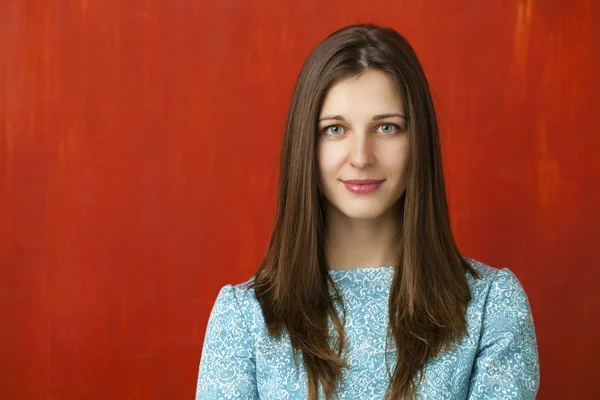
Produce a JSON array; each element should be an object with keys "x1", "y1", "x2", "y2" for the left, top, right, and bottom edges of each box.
[{"x1": 249, "y1": 24, "x2": 480, "y2": 400}]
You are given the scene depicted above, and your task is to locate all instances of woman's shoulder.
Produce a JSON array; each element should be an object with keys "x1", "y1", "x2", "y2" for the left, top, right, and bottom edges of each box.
[
  {"x1": 463, "y1": 257, "x2": 530, "y2": 297},
  {"x1": 462, "y1": 257, "x2": 535, "y2": 331},
  {"x1": 209, "y1": 277, "x2": 263, "y2": 334},
  {"x1": 216, "y1": 277, "x2": 257, "y2": 304}
]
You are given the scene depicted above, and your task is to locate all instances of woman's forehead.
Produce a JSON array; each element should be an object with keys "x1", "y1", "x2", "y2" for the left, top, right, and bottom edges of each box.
[{"x1": 319, "y1": 70, "x2": 405, "y2": 119}]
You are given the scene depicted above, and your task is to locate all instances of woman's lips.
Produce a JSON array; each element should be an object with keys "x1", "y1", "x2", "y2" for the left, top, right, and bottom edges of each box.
[{"x1": 341, "y1": 179, "x2": 385, "y2": 194}]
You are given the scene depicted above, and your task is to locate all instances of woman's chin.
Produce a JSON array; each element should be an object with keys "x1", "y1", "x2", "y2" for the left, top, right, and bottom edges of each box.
[{"x1": 335, "y1": 205, "x2": 390, "y2": 221}]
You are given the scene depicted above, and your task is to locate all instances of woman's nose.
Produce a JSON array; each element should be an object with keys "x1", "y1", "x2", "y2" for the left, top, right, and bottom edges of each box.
[{"x1": 349, "y1": 134, "x2": 373, "y2": 169}]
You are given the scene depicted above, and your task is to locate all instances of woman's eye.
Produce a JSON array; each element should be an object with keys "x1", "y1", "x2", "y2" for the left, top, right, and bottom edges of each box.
[
  {"x1": 377, "y1": 123, "x2": 400, "y2": 134},
  {"x1": 325, "y1": 125, "x2": 345, "y2": 136}
]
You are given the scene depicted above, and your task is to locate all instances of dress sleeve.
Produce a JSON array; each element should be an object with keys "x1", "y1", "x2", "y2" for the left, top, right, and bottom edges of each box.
[
  {"x1": 195, "y1": 284, "x2": 258, "y2": 400},
  {"x1": 468, "y1": 268, "x2": 540, "y2": 399}
]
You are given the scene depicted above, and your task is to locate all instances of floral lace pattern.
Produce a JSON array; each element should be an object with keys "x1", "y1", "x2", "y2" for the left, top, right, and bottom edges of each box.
[{"x1": 196, "y1": 259, "x2": 540, "y2": 399}]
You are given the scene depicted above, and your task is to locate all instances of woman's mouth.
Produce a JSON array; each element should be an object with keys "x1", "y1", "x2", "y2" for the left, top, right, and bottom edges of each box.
[{"x1": 341, "y1": 179, "x2": 385, "y2": 194}]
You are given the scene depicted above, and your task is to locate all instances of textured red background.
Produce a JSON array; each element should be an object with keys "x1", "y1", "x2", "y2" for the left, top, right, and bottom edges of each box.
[{"x1": 1, "y1": 1, "x2": 598, "y2": 399}]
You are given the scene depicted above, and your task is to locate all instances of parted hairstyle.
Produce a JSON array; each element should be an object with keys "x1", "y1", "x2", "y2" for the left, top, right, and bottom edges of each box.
[{"x1": 249, "y1": 23, "x2": 480, "y2": 400}]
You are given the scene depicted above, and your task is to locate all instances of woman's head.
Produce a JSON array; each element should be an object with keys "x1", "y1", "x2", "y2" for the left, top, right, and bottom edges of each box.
[
  {"x1": 282, "y1": 24, "x2": 444, "y2": 230},
  {"x1": 252, "y1": 24, "x2": 477, "y2": 400}
]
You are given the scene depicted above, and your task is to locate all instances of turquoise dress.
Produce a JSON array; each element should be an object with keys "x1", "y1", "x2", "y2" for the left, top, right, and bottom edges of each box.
[{"x1": 195, "y1": 259, "x2": 540, "y2": 399}]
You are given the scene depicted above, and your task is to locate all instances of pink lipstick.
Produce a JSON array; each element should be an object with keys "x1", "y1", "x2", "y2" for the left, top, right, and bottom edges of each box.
[{"x1": 341, "y1": 179, "x2": 384, "y2": 194}]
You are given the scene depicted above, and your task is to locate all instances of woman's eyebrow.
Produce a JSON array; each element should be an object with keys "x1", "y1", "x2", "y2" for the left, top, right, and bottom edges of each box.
[
  {"x1": 318, "y1": 113, "x2": 406, "y2": 122},
  {"x1": 372, "y1": 113, "x2": 406, "y2": 120},
  {"x1": 318, "y1": 115, "x2": 346, "y2": 122}
]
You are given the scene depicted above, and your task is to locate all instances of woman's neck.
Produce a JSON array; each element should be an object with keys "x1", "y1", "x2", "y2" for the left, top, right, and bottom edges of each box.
[{"x1": 324, "y1": 202, "x2": 402, "y2": 270}]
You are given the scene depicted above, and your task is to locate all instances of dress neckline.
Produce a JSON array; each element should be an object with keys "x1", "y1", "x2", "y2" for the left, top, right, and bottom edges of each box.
[
  {"x1": 328, "y1": 265, "x2": 395, "y2": 273},
  {"x1": 327, "y1": 265, "x2": 395, "y2": 282}
]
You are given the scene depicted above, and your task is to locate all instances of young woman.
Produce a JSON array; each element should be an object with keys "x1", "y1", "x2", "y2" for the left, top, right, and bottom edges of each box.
[{"x1": 195, "y1": 24, "x2": 540, "y2": 400}]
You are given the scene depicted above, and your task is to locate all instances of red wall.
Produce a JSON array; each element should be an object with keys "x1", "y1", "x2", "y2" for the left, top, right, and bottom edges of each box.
[{"x1": 1, "y1": 1, "x2": 598, "y2": 398}]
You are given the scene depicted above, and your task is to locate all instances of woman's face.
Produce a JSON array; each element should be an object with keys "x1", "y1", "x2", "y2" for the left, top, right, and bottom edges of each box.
[{"x1": 317, "y1": 70, "x2": 409, "y2": 221}]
